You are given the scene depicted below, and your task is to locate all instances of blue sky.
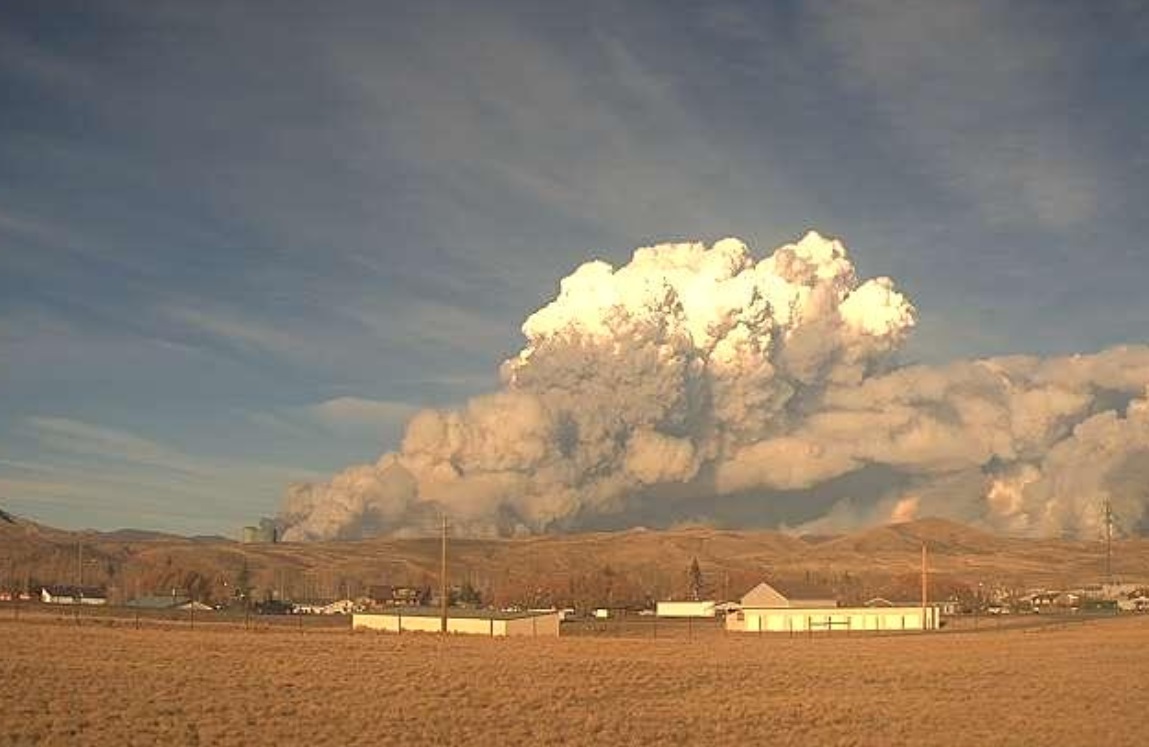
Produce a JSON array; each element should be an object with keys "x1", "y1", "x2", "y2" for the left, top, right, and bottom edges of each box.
[{"x1": 2, "y1": 0, "x2": 1147, "y2": 535}]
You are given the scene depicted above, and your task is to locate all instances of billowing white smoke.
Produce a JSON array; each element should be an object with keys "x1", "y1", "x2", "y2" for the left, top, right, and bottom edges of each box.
[{"x1": 281, "y1": 232, "x2": 1149, "y2": 540}]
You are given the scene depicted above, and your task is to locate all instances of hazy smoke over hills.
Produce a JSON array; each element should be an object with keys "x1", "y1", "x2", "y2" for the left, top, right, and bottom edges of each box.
[{"x1": 281, "y1": 232, "x2": 1149, "y2": 541}]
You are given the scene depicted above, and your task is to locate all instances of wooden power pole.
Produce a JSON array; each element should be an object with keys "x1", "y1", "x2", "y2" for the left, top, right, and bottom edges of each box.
[
  {"x1": 440, "y1": 514, "x2": 448, "y2": 634},
  {"x1": 1103, "y1": 497, "x2": 1114, "y2": 583},
  {"x1": 920, "y1": 543, "x2": 928, "y2": 627}
]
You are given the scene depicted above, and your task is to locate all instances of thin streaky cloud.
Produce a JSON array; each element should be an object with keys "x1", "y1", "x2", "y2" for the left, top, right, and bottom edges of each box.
[
  {"x1": 0, "y1": 1, "x2": 1146, "y2": 535},
  {"x1": 24, "y1": 416, "x2": 205, "y2": 475},
  {"x1": 807, "y1": 0, "x2": 1101, "y2": 229},
  {"x1": 165, "y1": 306, "x2": 308, "y2": 358}
]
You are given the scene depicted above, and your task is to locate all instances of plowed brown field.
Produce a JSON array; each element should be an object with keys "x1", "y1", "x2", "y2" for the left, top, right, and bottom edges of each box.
[{"x1": 2, "y1": 615, "x2": 1146, "y2": 746}]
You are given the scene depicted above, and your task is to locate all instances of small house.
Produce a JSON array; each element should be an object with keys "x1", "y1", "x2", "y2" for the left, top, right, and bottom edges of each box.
[
  {"x1": 367, "y1": 585, "x2": 429, "y2": 607},
  {"x1": 1118, "y1": 595, "x2": 1149, "y2": 612},
  {"x1": 40, "y1": 586, "x2": 108, "y2": 605}
]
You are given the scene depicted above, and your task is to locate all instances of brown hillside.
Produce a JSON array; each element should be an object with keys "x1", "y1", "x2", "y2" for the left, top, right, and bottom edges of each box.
[
  {"x1": 815, "y1": 517, "x2": 1015, "y2": 555},
  {"x1": 2, "y1": 513, "x2": 1144, "y2": 607}
]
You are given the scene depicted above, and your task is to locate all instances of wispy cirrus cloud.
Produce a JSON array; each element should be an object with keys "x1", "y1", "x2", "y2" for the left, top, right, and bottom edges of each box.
[
  {"x1": 165, "y1": 306, "x2": 307, "y2": 358},
  {"x1": 3, "y1": 416, "x2": 330, "y2": 531},
  {"x1": 24, "y1": 417, "x2": 205, "y2": 475},
  {"x1": 2, "y1": 0, "x2": 1148, "y2": 538},
  {"x1": 807, "y1": 0, "x2": 1101, "y2": 229},
  {"x1": 340, "y1": 298, "x2": 518, "y2": 358}
]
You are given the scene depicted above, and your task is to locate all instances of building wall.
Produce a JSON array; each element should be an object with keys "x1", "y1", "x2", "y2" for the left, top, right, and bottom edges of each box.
[
  {"x1": 353, "y1": 612, "x2": 559, "y2": 637},
  {"x1": 727, "y1": 606, "x2": 940, "y2": 633},
  {"x1": 656, "y1": 601, "x2": 716, "y2": 618},
  {"x1": 354, "y1": 613, "x2": 402, "y2": 632},
  {"x1": 42, "y1": 594, "x2": 108, "y2": 606},
  {"x1": 504, "y1": 614, "x2": 560, "y2": 637}
]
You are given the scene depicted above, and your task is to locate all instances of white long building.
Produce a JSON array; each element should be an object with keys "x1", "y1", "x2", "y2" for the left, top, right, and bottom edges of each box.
[
  {"x1": 655, "y1": 600, "x2": 716, "y2": 618},
  {"x1": 353, "y1": 607, "x2": 560, "y2": 637},
  {"x1": 726, "y1": 582, "x2": 940, "y2": 633}
]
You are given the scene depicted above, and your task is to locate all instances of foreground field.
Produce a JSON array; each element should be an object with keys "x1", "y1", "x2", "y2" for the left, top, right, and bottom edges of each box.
[{"x1": 2, "y1": 616, "x2": 1147, "y2": 746}]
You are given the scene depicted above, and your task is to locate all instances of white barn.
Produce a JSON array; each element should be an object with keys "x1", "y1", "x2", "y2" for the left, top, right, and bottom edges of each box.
[
  {"x1": 727, "y1": 581, "x2": 940, "y2": 633},
  {"x1": 353, "y1": 607, "x2": 560, "y2": 637}
]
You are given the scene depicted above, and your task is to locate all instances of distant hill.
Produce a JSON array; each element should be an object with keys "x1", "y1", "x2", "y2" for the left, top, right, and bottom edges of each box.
[
  {"x1": 98, "y1": 528, "x2": 194, "y2": 543},
  {"x1": 815, "y1": 517, "x2": 1016, "y2": 555},
  {"x1": 0, "y1": 513, "x2": 1144, "y2": 608}
]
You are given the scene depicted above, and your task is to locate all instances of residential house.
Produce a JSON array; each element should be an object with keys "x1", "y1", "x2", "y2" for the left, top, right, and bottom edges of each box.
[
  {"x1": 40, "y1": 586, "x2": 108, "y2": 605},
  {"x1": 728, "y1": 580, "x2": 939, "y2": 633}
]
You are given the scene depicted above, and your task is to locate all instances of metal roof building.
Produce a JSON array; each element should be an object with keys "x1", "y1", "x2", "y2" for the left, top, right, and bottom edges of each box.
[{"x1": 353, "y1": 607, "x2": 560, "y2": 637}]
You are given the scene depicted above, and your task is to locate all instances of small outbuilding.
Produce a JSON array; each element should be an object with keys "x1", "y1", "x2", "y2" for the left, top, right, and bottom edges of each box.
[{"x1": 353, "y1": 607, "x2": 560, "y2": 637}]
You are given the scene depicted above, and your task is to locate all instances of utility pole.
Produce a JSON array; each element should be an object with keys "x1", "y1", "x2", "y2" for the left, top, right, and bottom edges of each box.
[
  {"x1": 440, "y1": 514, "x2": 449, "y2": 634},
  {"x1": 920, "y1": 543, "x2": 928, "y2": 629},
  {"x1": 77, "y1": 541, "x2": 86, "y2": 606},
  {"x1": 1103, "y1": 497, "x2": 1115, "y2": 583}
]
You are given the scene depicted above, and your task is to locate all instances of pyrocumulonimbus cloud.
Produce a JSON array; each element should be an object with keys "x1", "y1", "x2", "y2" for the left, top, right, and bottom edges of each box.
[{"x1": 280, "y1": 232, "x2": 1149, "y2": 541}]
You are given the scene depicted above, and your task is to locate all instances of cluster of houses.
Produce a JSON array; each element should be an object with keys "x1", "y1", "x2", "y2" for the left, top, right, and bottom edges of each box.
[
  {"x1": 351, "y1": 576, "x2": 1149, "y2": 638},
  {"x1": 350, "y1": 580, "x2": 945, "y2": 638},
  {"x1": 1014, "y1": 583, "x2": 1149, "y2": 613},
  {"x1": 22, "y1": 583, "x2": 431, "y2": 615},
  {"x1": 18, "y1": 578, "x2": 1149, "y2": 635},
  {"x1": 0, "y1": 590, "x2": 36, "y2": 602},
  {"x1": 33, "y1": 586, "x2": 215, "y2": 611}
]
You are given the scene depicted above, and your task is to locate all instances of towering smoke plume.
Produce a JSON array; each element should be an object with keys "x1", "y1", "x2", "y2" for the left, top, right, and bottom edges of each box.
[{"x1": 280, "y1": 232, "x2": 1149, "y2": 541}]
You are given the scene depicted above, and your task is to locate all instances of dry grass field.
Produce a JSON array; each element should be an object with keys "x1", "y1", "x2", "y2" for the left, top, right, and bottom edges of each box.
[{"x1": 2, "y1": 615, "x2": 1147, "y2": 746}]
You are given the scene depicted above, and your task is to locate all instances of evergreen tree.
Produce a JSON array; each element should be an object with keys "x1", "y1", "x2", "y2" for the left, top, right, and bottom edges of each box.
[{"x1": 688, "y1": 557, "x2": 704, "y2": 601}]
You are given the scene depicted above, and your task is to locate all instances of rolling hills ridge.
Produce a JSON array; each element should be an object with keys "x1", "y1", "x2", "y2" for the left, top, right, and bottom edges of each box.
[{"x1": 1, "y1": 510, "x2": 1144, "y2": 607}]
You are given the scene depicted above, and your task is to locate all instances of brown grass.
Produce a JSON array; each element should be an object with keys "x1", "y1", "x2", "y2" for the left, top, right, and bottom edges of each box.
[{"x1": 2, "y1": 615, "x2": 1148, "y2": 746}]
